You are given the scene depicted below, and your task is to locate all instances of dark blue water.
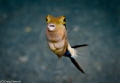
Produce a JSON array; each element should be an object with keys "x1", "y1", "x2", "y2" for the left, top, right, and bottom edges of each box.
[{"x1": 0, "y1": 0, "x2": 120, "y2": 83}]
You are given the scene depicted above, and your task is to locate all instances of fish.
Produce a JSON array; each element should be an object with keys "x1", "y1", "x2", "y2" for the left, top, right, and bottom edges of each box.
[{"x1": 45, "y1": 15, "x2": 88, "y2": 73}]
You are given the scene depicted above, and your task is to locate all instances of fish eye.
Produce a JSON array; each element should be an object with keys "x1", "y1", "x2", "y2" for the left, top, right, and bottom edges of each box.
[
  {"x1": 62, "y1": 16, "x2": 66, "y2": 26},
  {"x1": 46, "y1": 16, "x2": 51, "y2": 23},
  {"x1": 63, "y1": 16, "x2": 66, "y2": 22},
  {"x1": 63, "y1": 18, "x2": 66, "y2": 22},
  {"x1": 46, "y1": 17, "x2": 48, "y2": 23}
]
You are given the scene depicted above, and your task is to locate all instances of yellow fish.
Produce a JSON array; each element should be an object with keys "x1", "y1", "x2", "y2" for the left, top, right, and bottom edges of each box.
[{"x1": 46, "y1": 15, "x2": 88, "y2": 73}]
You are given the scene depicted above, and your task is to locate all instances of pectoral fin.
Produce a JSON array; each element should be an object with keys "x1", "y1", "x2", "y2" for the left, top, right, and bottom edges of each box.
[
  {"x1": 72, "y1": 44, "x2": 88, "y2": 48},
  {"x1": 69, "y1": 56, "x2": 85, "y2": 73}
]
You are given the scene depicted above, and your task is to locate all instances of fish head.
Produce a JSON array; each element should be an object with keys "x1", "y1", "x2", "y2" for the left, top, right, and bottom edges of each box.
[{"x1": 46, "y1": 15, "x2": 66, "y2": 32}]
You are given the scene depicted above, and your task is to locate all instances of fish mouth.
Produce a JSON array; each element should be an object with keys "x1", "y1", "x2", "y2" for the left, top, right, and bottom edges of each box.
[{"x1": 47, "y1": 23, "x2": 55, "y2": 31}]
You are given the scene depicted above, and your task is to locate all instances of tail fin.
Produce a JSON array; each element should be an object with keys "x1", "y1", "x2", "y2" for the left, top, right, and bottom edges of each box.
[
  {"x1": 67, "y1": 43, "x2": 86, "y2": 73},
  {"x1": 72, "y1": 44, "x2": 88, "y2": 48},
  {"x1": 69, "y1": 56, "x2": 85, "y2": 73},
  {"x1": 64, "y1": 50, "x2": 85, "y2": 73}
]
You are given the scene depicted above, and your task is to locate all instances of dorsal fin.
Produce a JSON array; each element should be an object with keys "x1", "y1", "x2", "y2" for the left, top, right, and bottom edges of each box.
[{"x1": 72, "y1": 44, "x2": 88, "y2": 48}]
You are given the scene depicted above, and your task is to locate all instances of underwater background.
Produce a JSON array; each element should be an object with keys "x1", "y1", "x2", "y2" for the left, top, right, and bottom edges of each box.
[{"x1": 0, "y1": 0, "x2": 120, "y2": 83}]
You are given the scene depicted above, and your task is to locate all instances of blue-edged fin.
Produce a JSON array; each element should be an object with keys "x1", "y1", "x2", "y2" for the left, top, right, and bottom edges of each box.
[
  {"x1": 72, "y1": 44, "x2": 88, "y2": 48},
  {"x1": 64, "y1": 50, "x2": 85, "y2": 73},
  {"x1": 69, "y1": 56, "x2": 85, "y2": 73}
]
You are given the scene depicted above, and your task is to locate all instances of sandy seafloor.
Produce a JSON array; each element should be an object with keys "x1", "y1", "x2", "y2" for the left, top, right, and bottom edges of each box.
[{"x1": 0, "y1": 0, "x2": 120, "y2": 83}]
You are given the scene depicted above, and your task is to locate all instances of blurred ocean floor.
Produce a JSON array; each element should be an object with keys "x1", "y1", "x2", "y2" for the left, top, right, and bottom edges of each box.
[{"x1": 0, "y1": 0, "x2": 120, "y2": 83}]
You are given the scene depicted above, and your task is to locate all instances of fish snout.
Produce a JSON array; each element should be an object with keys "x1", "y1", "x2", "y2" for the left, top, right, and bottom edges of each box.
[{"x1": 47, "y1": 23, "x2": 56, "y2": 31}]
